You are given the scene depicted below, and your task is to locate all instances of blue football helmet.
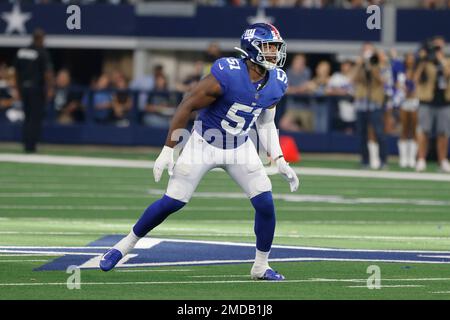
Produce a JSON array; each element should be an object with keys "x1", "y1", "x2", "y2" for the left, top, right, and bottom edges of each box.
[{"x1": 235, "y1": 23, "x2": 287, "y2": 71}]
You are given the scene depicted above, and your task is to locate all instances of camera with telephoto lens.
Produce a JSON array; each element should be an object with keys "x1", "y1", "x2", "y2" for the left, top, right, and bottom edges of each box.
[
  {"x1": 363, "y1": 50, "x2": 379, "y2": 67},
  {"x1": 420, "y1": 39, "x2": 441, "y2": 62}
]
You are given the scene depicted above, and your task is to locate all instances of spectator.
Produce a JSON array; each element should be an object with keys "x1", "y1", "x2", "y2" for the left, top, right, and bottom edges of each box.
[
  {"x1": 130, "y1": 64, "x2": 163, "y2": 112},
  {"x1": 279, "y1": 54, "x2": 313, "y2": 132},
  {"x1": 309, "y1": 60, "x2": 331, "y2": 133},
  {"x1": 111, "y1": 73, "x2": 132, "y2": 127},
  {"x1": 379, "y1": 50, "x2": 395, "y2": 135},
  {"x1": 327, "y1": 59, "x2": 355, "y2": 134},
  {"x1": 297, "y1": 0, "x2": 326, "y2": 7},
  {"x1": 398, "y1": 52, "x2": 420, "y2": 168},
  {"x1": 3, "y1": 67, "x2": 23, "y2": 123},
  {"x1": 83, "y1": 74, "x2": 113, "y2": 124},
  {"x1": 142, "y1": 74, "x2": 176, "y2": 129},
  {"x1": 203, "y1": 42, "x2": 222, "y2": 75},
  {"x1": 351, "y1": 43, "x2": 388, "y2": 169},
  {"x1": 0, "y1": 63, "x2": 14, "y2": 122},
  {"x1": 14, "y1": 28, "x2": 54, "y2": 153},
  {"x1": 390, "y1": 49, "x2": 406, "y2": 110},
  {"x1": 422, "y1": 0, "x2": 444, "y2": 9},
  {"x1": 54, "y1": 69, "x2": 84, "y2": 124},
  {"x1": 365, "y1": 50, "x2": 394, "y2": 169},
  {"x1": 343, "y1": 0, "x2": 364, "y2": 8},
  {"x1": 176, "y1": 61, "x2": 204, "y2": 94},
  {"x1": 415, "y1": 36, "x2": 450, "y2": 172}
]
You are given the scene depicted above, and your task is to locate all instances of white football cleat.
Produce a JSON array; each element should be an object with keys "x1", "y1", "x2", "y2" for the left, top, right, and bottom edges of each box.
[
  {"x1": 416, "y1": 158, "x2": 426, "y2": 172},
  {"x1": 440, "y1": 159, "x2": 450, "y2": 173}
]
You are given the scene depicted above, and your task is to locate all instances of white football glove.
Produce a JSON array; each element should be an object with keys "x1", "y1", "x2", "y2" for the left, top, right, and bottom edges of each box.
[
  {"x1": 153, "y1": 146, "x2": 175, "y2": 182},
  {"x1": 276, "y1": 157, "x2": 299, "y2": 192}
]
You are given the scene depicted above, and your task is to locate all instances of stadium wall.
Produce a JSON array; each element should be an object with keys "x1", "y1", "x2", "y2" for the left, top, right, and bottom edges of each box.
[{"x1": 0, "y1": 121, "x2": 404, "y2": 156}]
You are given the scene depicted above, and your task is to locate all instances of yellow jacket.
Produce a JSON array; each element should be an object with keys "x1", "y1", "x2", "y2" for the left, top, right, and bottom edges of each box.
[
  {"x1": 353, "y1": 64, "x2": 385, "y2": 106},
  {"x1": 415, "y1": 59, "x2": 450, "y2": 103}
]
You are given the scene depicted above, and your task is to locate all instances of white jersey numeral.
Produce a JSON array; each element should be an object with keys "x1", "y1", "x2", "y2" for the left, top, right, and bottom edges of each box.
[
  {"x1": 221, "y1": 102, "x2": 261, "y2": 136},
  {"x1": 226, "y1": 58, "x2": 241, "y2": 70},
  {"x1": 276, "y1": 69, "x2": 288, "y2": 84}
]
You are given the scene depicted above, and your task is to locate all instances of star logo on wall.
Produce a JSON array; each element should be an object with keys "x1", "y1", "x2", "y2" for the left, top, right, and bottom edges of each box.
[
  {"x1": 1, "y1": 4, "x2": 32, "y2": 35},
  {"x1": 247, "y1": 7, "x2": 275, "y2": 25}
]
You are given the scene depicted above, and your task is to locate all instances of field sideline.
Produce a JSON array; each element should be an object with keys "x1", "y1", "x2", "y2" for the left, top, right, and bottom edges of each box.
[{"x1": 1, "y1": 144, "x2": 450, "y2": 300}]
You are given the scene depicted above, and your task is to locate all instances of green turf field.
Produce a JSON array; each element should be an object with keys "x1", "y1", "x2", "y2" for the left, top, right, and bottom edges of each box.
[{"x1": 1, "y1": 144, "x2": 450, "y2": 300}]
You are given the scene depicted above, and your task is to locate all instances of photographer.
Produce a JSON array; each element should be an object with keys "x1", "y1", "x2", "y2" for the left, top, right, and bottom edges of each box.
[
  {"x1": 351, "y1": 43, "x2": 388, "y2": 169},
  {"x1": 415, "y1": 36, "x2": 450, "y2": 173}
]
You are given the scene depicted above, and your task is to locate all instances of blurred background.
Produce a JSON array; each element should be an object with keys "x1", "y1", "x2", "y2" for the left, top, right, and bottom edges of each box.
[{"x1": 1, "y1": 0, "x2": 450, "y2": 168}]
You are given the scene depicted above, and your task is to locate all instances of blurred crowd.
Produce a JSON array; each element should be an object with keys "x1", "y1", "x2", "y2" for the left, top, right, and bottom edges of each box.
[
  {"x1": 279, "y1": 37, "x2": 450, "y2": 172},
  {"x1": 0, "y1": 64, "x2": 196, "y2": 128},
  {"x1": 1, "y1": 34, "x2": 449, "y2": 171},
  {"x1": 0, "y1": 42, "x2": 221, "y2": 129},
  {"x1": 7, "y1": 0, "x2": 450, "y2": 10}
]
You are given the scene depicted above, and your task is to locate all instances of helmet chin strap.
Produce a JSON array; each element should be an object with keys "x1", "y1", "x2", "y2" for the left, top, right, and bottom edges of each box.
[
  {"x1": 234, "y1": 46, "x2": 276, "y2": 71},
  {"x1": 261, "y1": 61, "x2": 277, "y2": 70},
  {"x1": 234, "y1": 47, "x2": 249, "y2": 58}
]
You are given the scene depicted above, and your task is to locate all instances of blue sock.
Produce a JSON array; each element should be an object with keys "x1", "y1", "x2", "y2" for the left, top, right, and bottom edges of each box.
[
  {"x1": 133, "y1": 194, "x2": 186, "y2": 237},
  {"x1": 251, "y1": 191, "x2": 276, "y2": 252}
]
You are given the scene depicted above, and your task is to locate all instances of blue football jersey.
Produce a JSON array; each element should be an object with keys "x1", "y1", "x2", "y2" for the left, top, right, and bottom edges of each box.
[{"x1": 194, "y1": 57, "x2": 288, "y2": 149}]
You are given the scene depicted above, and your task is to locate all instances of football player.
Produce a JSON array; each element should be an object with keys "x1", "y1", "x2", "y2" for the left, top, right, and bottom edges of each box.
[{"x1": 100, "y1": 23, "x2": 299, "y2": 280}]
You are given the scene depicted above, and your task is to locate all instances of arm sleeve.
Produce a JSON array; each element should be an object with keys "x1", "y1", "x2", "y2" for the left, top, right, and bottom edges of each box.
[{"x1": 255, "y1": 107, "x2": 283, "y2": 160}]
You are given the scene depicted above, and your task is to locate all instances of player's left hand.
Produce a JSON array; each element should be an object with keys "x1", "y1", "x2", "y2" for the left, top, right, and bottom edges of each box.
[{"x1": 276, "y1": 157, "x2": 299, "y2": 192}]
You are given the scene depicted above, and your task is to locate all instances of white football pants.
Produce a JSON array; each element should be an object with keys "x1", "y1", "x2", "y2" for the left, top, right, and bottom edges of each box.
[{"x1": 166, "y1": 130, "x2": 272, "y2": 203}]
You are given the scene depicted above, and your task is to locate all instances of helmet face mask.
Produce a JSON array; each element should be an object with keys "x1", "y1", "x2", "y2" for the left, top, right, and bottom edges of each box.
[
  {"x1": 251, "y1": 39, "x2": 286, "y2": 70},
  {"x1": 236, "y1": 23, "x2": 287, "y2": 71}
]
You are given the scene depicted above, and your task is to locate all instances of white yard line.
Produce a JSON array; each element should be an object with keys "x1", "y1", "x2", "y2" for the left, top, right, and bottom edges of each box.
[
  {"x1": 1, "y1": 190, "x2": 449, "y2": 208},
  {"x1": 0, "y1": 280, "x2": 292, "y2": 287},
  {"x1": 115, "y1": 269, "x2": 193, "y2": 273},
  {"x1": 1, "y1": 230, "x2": 449, "y2": 242},
  {"x1": 0, "y1": 259, "x2": 48, "y2": 262},
  {"x1": 0, "y1": 231, "x2": 104, "y2": 235},
  {"x1": 0, "y1": 192, "x2": 446, "y2": 200},
  {"x1": 0, "y1": 246, "x2": 110, "y2": 249},
  {"x1": 2, "y1": 216, "x2": 450, "y2": 225},
  {"x1": 148, "y1": 189, "x2": 450, "y2": 206},
  {"x1": 0, "y1": 254, "x2": 58, "y2": 257},
  {"x1": 0, "y1": 205, "x2": 144, "y2": 210},
  {"x1": 311, "y1": 277, "x2": 450, "y2": 282},
  {"x1": 1, "y1": 203, "x2": 450, "y2": 214},
  {"x1": 188, "y1": 275, "x2": 250, "y2": 278},
  {"x1": 3, "y1": 238, "x2": 450, "y2": 254},
  {"x1": 1, "y1": 153, "x2": 450, "y2": 182},
  {"x1": 0, "y1": 250, "x2": 99, "y2": 256},
  {"x1": 0, "y1": 183, "x2": 145, "y2": 191},
  {"x1": 347, "y1": 285, "x2": 424, "y2": 288},
  {"x1": 0, "y1": 277, "x2": 447, "y2": 287},
  {"x1": 0, "y1": 154, "x2": 153, "y2": 169}
]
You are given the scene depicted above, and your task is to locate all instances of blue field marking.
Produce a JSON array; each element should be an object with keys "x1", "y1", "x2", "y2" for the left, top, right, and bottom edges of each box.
[{"x1": 1, "y1": 235, "x2": 450, "y2": 271}]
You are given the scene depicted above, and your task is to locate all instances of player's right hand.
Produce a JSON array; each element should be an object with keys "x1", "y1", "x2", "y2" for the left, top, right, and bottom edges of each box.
[{"x1": 153, "y1": 146, "x2": 175, "y2": 182}]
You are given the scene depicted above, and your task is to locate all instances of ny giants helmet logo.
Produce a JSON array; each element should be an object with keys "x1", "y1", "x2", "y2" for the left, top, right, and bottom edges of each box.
[{"x1": 243, "y1": 28, "x2": 256, "y2": 41}]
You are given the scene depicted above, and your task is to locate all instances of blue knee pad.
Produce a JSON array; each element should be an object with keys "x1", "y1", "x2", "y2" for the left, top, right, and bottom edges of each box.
[
  {"x1": 133, "y1": 194, "x2": 186, "y2": 237},
  {"x1": 251, "y1": 191, "x2": 276, "y2": 252}
]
